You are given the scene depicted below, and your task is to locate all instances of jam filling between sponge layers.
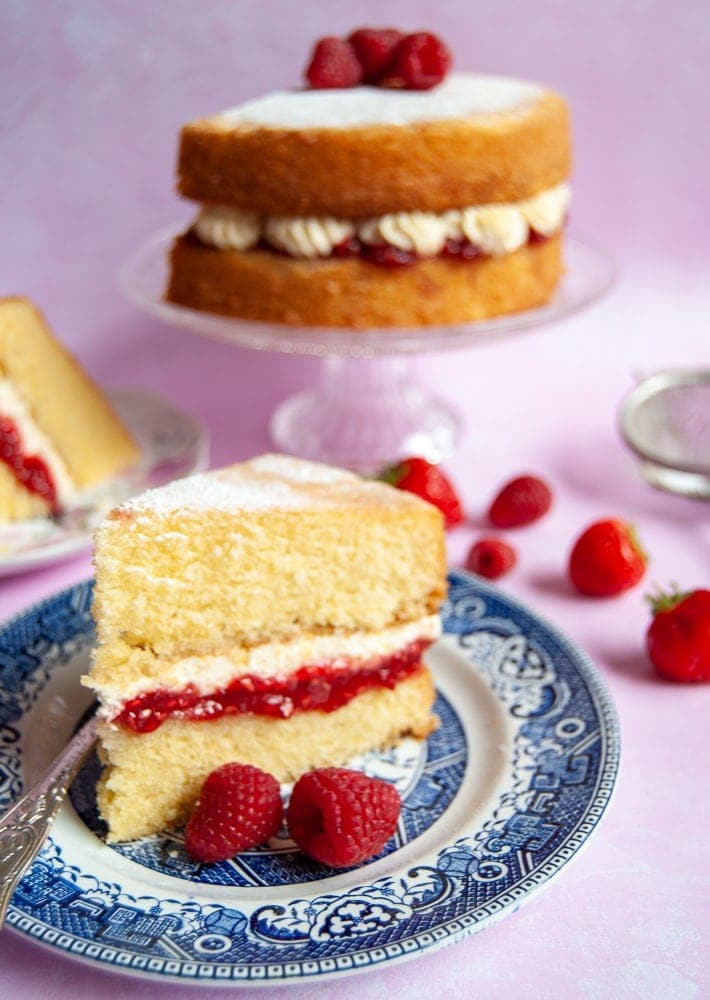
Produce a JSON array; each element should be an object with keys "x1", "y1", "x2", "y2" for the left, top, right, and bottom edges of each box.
[
  {"x1": 114, "y1": 637, "x2": 432, "y2": 733},
  {"x1": 188, "y1": 227, "x2": 553, "y2": 267},
  {"x1": 0, "y1": 415, "x2": 59, "y2": 510}
]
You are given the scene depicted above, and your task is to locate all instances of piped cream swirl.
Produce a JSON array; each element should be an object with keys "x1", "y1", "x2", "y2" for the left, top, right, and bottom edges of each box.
[
  {"x1": 192, "y1": 182, "x2": 570, "y2": 259},
  {"x1": 519, "y1": 183, "x2": 571, "y2": 236},
  {"x1": 358, "y1": 212, "x2": 453, "y2": 257},
  {"x1": 264, "y1": 217, "x2": 355, "y2": 258},
  {"x1": 194, "y1": 206, "x2": 261, "y2": 251}
]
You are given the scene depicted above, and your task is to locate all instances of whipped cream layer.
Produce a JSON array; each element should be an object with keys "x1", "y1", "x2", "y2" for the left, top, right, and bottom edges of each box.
[
  {"x1": 193, "y1": 182, "x2": 570, "y2": 259},
  {"x1": 95, "y1": 614, "x2": 441, "y2": 719},
  {"x1": 0, "y1": 379, "x2": 75, "y2": 506},
  {"x1": 217, "y1": 74, "x2": 544, "y2": 130}
]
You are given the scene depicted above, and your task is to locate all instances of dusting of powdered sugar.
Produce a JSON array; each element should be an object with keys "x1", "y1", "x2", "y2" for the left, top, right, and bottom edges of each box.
[
  {"x1": 248, "y1": 454, "x2": 354, "y2": 484},
  {"x1": 119, "y1": 454, "x2": 370, "y2": 515},
  {"x1": 215, "y1": 74, "x2": 545, "y2": 130}
]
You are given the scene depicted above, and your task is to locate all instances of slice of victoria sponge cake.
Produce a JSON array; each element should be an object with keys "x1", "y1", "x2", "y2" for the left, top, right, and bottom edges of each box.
[
  {"x1": 85, "y1": 454, "x2": 446, "y2": 842},
  {"x1": 0, "y1": 297, "x2": 139, "y2": 520}
]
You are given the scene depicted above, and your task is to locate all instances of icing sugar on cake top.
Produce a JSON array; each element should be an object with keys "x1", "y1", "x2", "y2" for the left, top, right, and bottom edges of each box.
[
  {"x1": 217, "y1": 73, "x2": 544, "y2": 130},
  {"x1": 120, "y1": 454, "x2": 413, "y2": 515}
]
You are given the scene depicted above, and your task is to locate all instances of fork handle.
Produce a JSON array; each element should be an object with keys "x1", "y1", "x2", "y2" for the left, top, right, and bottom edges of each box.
[{"x1": 0, "y1": 713, "x2": 98, "y2": 930}]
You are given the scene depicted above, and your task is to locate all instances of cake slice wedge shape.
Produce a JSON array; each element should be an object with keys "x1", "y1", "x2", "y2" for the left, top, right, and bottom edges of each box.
[
  {"x1": 85, "y1": 454, "x2": 447, "y2": 842},
  {"x1": 0, "y1": 297, "x2": 140, "y2": 520}
]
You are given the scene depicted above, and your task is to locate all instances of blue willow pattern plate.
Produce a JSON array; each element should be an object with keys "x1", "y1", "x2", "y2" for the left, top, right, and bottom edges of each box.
[{"x1": 0, "y1": 571, "x2": 619, "y2": 985}]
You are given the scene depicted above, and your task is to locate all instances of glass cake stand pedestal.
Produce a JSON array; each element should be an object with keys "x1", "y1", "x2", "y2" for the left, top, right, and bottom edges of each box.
[{"x1": 120, "y1": 229, "x2": 615, "y2": 471}]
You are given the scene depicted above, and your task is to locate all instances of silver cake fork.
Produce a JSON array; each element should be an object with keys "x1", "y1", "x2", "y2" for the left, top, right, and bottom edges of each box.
[{"x1": 0, "y1": 713, "x2": 98, "y2": 930}]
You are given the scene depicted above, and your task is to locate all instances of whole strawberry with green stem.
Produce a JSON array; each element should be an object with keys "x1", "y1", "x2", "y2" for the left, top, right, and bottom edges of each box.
[
  {"x1": 646, "y1": 588, "x2": 710, "y2": 683},
  {"x1": 379, "y1": 456, "x2": 463, "y2": 527}
]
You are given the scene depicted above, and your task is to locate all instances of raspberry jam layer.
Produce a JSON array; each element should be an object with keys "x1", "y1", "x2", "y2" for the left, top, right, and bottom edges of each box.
[
  {"x1": 188, "y1": 227, "x2": 552, "y2": 267},
  {"x1": 115, "y1": 637, "x2": 432, "y2": 734},
  {"x1": 0, "y1": 416, "x2": 58, "y2": 511}
]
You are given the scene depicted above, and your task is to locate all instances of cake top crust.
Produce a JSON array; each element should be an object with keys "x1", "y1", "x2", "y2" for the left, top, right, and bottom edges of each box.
[
  {"x1": 213, "y1": 73, "x2": 545, "y2": 131},
  {"x1": 115, "y1": 454, "x2": 430, "y2": 517}
]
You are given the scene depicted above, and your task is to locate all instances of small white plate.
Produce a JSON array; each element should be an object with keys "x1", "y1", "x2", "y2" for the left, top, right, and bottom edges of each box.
[{"x1": 0, "y1": 390, "x2": 209, "y2": 576}]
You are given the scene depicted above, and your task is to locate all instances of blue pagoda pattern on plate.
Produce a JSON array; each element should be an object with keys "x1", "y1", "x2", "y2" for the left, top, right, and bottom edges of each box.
[{"x1": 0, "y1": 572, "x2": 620, "y2": 984}]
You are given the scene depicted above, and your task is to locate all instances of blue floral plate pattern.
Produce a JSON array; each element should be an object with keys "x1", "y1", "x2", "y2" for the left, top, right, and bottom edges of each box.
[{"x1": 0, "y1": 571, "x2": 619, "y2": 985}]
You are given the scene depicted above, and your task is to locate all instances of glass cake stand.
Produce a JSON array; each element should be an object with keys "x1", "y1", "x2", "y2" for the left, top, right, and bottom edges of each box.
[{"x1": 120, "y1": 226, "x2": 615, "y2": 470}]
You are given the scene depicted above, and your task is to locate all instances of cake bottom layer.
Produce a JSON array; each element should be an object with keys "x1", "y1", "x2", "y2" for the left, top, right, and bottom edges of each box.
[
  {"x1": 166, "y1": 233, "x2": 563, "y2": 329},
  {"x1": 97, "y1": 668, "x2": 437, "y2": 842}
]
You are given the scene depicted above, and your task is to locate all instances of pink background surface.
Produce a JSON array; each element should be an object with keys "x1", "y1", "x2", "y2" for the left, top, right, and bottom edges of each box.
[{"x1": 1, "y1": 1, "x2": 709, "y2": 997}]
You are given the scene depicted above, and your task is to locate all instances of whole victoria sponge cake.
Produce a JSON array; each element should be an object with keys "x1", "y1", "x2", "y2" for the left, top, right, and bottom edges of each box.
[
  {"x1": 167, "y1": 34, "x2": 572, "y2": 328},
  {"x1": 84, "y1": 454, "x2": 446, "y2": 842}
]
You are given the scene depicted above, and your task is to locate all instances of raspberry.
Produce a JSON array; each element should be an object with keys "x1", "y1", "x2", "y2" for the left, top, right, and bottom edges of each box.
[
  {"x1": 184, "y1": 763, "x2": 283, "y2": 863},
  {"x1": 332, "y1": 235, "x2": 362, "y2": 258},
  {"x1": 362, "y1": 244, "x2": 417, "y2": 267},
  {"x1": 305, "y1": 37, "x2": 363, "y2": 89},
  {"x1": 382, "y1": 32, "x2": 452, "y2": 90},
  {"x1": 442, "y1": 238, "x2": 481, "y2": 260},
  {"x1": 466, "y1": 538, "x2": 517, "y2": 579},
  {"x1": 488, "y1": 474, "x2": 553, "y2": 528},
  {"x1": 347, "y1": 28, "x2": 404, "y2": 83},
  {"x1": 287, "y1": 767, "x2": 401, "y2": 867}
]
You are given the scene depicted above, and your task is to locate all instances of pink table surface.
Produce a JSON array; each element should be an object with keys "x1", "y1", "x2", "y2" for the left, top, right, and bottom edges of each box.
[{"x1": 1, "y1": 2, "x2": 709, "y2": 997}]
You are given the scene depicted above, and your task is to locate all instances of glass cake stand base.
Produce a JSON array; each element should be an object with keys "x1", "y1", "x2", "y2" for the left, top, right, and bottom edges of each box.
[
  {"x1": 269, "y1": 356, "x2": 461, "y2": 471},
  {"x1": 120, "y1": 229, "x2": 616, "y2": 469}
]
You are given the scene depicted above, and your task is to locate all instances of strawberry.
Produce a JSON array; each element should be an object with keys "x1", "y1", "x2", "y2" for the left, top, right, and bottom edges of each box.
[
  {"x1": 488, "y1": 474, "x2": 553, "y2": 528},
  {"x1": 379, "y1": 456, "x2": 463, "y2": 527},
  {"x1": 381, "y1": 32, "x2": 452, "y2": 90},
  {"x1": 347, "y1": 28, "x2": 404, "y2": 83},
  {"x1": 568, "y1": 518, "x2": 647, "y2": 597},
  {"x1": 287, "y1": 767, "x2": 401, "y2": 867},
  {"x1": 305, "y1": 37, "x2": 363, "y2": 89},
  {"x1": 184, "y1": 763, "x2": 283, "y2": 863},
  {"x1": 646, "y1": 588, "x2": 710, "y2": 683},
  {"x1": 466, "y1": 538, "x2": 517, "y2": 579}
]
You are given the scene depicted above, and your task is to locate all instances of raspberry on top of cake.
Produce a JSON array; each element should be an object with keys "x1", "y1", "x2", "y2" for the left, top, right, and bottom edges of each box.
[
  {"x1": 84, "y1": 454, "x2": 446, "y2": 842},
  {"x1": 0, "y1": 297, "x2": 139, "y2": 521},
  {"x1": 167, "y1": 28, "x2": 571, "y2": 327}
]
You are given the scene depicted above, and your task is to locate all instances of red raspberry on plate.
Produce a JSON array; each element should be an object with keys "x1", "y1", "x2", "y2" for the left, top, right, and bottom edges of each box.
[
  {"x1": 466, "y1": 538, "x2": 517, "y2": 579},
  {"x1": 347, "y1": 28, "x2": 404, "y2": 83},
  {"x1": 568, "y1": 518, "x2": 647, "y2": 597},
  {"x1": 382, "y1": 32, "x2": 452, "y2": 90},
  {"x1": 184, "y1": 763, "x2": 283, "y2": 863},
  {"x1": 379, "y1": 456, "x2": 464, "y2": 528},
  {"x1": 488, "y1": 474, "x2": 553, "y2": 528},
  {"x1": 305, "y1": 37, "x2": 363, "y2": 89},
  {"x1": 646, "y1": 588, "x2": 710, "y2": 683},
  {"x1": 287, "y1": 767, "x2": 401, "y2": 867}
]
